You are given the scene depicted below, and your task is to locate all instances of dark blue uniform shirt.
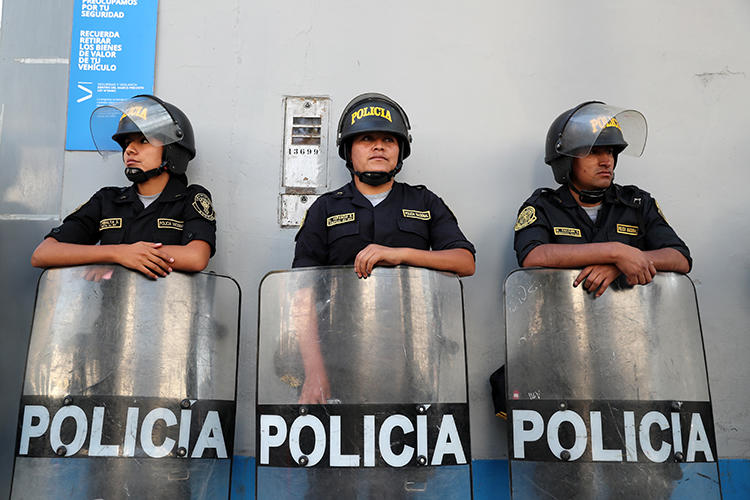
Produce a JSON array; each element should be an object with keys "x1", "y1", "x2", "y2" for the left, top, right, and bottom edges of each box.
[
  {"x1": 46, "y1": 176, "x2": 217, "y2": 255},
  {"x1": 513, "y1": 184, "x2": 691, "y2": 270},
  {"x1": 293, "y1": 181, "x2": 475, "y2": 267}
]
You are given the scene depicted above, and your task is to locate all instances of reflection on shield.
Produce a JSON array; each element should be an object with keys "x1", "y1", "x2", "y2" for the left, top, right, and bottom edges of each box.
[
  {"x1": 11, "y1": 266, "x2": 240, "y2": 499},
  {"x1": 256, "y1": 267, "x2": 472, "y2": 499},
  {"x1": 504, "y1": 269, "x2": 721, "y2": 499}
]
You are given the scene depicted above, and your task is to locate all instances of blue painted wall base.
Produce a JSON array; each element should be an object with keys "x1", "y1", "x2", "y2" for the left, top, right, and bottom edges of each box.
[{"x1": 232, "y1": 457, "x2": 748, "y2": 499}]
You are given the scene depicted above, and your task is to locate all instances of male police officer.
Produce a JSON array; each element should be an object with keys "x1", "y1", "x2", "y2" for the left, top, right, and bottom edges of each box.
[
  {"x1": 292, "y1": 93, "x2": 475, "y2": 405},
  {"x1": 513, "y1": 101, "x2": 691, "y2": 296},
  {"x1": 31, "y1": 95, "x2": 216, "y2": 278},
  {"x1": 293, "y1": 92, "x2": 475, "y2": 278}
]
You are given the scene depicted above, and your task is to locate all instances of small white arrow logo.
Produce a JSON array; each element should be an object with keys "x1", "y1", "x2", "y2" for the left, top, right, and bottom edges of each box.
[{"x1": 77, "y1": 82, "x2": 92, "y2": 103}]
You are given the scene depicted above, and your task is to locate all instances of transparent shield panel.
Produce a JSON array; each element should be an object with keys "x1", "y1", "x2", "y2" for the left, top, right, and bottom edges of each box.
[
  {"x1": 90, "y1": 96, "x2": 184, "y2": 156},
  {"x1": 257, "y1": 267, "x2": 471, "y2": 499},
  {"x1": 23, "y1": 266, "x2": 239, "y2": 400},
  {"x1": 258, "y1": 266, "x2": 467, "y2": 405},
  {"x1": 557, "y1": 103, "x2": 647, "y2": 159},
  {"x1": 504, "y1": 269, "x2": 720, "y2": 499},
  {"x1": 12, "y1": 266, "x2": 240, "y2": 500}
]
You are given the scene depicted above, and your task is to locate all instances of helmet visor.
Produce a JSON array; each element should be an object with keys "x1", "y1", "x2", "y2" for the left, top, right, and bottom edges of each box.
[
  {"x1": 89, "y1": 96, "x2": 184, "y2": 157},
  {"x1": 556, "y1": 103, "x2": 647, "y2": 159}
]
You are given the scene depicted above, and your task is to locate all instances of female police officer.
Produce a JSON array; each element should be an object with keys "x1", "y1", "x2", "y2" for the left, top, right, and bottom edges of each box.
[
  {"x1": 293, "y1": 92, "x2": 475, "y2": 277},
  {"x1": 31, "y1": 95, "x2": 216, "y2": 278}
]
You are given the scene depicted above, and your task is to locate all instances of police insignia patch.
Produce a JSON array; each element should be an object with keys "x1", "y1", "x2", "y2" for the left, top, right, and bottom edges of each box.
[
  {"x1": 514, "y1": 206, "x2": 537, "y2": 231},
  {"x1": 655, "y1": 200, "x2": 668, "y2": 222},
  {"x1": 192, "y1": 193, "x2": 216, "y2": 221}
]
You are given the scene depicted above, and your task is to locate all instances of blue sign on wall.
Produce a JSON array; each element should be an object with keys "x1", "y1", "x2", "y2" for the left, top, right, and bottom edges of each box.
[{"x1": 65, "y1": 0, "x2": 159, "y2": 150}]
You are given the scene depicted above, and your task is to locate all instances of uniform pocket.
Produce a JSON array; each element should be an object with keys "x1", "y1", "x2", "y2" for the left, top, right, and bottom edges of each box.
[
  {"x1": 397, "y1": 217, "x2": 429, "y2": 241},
  {"x1": 327, "y1": 221, "x2": 359, "y2": 244}
]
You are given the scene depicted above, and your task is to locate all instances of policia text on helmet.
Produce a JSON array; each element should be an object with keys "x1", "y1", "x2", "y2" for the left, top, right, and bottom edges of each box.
[
  {"x1": 336, "y1": 93, "x2": 413, "y2": 186},
  {"x1": 545, "y1": 101, "x2": 647, "y2": 204},
  {"x1": 90, "y1": 94, "x2": 196, "y2": 185}
]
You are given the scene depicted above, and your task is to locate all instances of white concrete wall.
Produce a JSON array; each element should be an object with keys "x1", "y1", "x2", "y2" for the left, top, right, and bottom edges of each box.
[{"x1": 43, "y1": 0, "x2": 750, "y2": 461}]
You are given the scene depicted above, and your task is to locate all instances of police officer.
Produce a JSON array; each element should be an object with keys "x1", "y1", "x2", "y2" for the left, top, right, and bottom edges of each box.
[
  {"x1": 291, "y1": 93, "x2": 475, "y2": 405},
  {"x1": 293, "y1": 92, "x2": 475, "y2": 278},
  {"x1": 31, "y1": 95, "x2": 216, "y2": 279},
  {"x1": 514, "y1": 101, "x2": 691, "y2": 296}
]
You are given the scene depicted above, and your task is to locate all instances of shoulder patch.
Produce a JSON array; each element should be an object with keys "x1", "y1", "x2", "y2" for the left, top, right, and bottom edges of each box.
[
  {"x1": 192, "y1": 193, "x2": 216, "y2": 221},
  {"x1": 654, "y1": 200, "x2": 668, "y2": 222},
  {"x1": 402, "y1": 209, "x2": 431, "y2": 221},
  {"x1": 327, "y1": 212, "x2": 355, "y2": 227},
  {"x1": 514, "y1": 206, "x2": 537, "y2": 231}
]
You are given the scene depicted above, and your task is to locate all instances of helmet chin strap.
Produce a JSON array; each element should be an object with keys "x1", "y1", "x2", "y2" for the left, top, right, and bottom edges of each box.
[
  {"x1": 348, "y1": 162, "x2": 402, "y2": 186},
  {"x1": 568, "y1": 182, "x2": 607, "y2": 204},
  {"x1": 124, "y1": 161, "x2": 169, "y2": 184}
]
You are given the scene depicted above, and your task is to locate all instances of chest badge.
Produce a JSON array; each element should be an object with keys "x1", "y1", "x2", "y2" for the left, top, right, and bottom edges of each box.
[
  {"x1": 553, "y1": 227, "x2": 582, "y2": 237},
  {"x1": 327, "y1": 213, "x2": 355, "y2": 227},
  {"x1": 402, "y1": 209, "x2": 431, "y2": 221},
  {"x1": 192, "y1": 193, "x2": 216, "y2": 221},
  {"x1": 157, "y1": 218, "x2": 184, "y2": 230},
  {"x1": 514, "y1": 206, "x2": 537, "y2": 231},
  {"x1": 99, "y1": 218, "x2": 122, "y2": 231},
  {"x1": 616, "y1": 224, "x2": 639, "y2": 236}
]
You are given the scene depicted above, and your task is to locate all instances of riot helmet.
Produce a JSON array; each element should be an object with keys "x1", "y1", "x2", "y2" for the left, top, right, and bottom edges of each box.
[
  {"x1": 90, "y1": 95, "x2": 196, "y2": 182},
  {"x1": 545, "y1": 101, "x2": 648, "y2": 195},
  {"x1": 336, "y1": 93, "x2": 412, "y2": 185}
]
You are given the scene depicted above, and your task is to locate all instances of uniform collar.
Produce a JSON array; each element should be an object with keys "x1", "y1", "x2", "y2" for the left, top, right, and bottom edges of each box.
[
  {"x1": 555, "y1": 185, "x2": 581, "y2": 208},
  {"x1": 557, "y1": 184, "x2": 620, "y2": 208},
  {"x1": 340, "y1": 180, "x2": 400, "y2": 208},
  {"x1": 114, "y1": 176, "x2": 188, "y2": 205}
]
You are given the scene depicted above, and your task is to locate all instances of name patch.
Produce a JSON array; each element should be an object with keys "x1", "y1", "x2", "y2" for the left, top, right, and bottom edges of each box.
[
  {"x1": 616, "y1": 224, "x2": 639, "y2": 236},
  {"x1": 553, "y1": 227, "x2": 581, "y2": 237},
  {"x1": 402, "y1": 209, "x2": 431, "y2": 221},
  {"x1": 157, "y1": 218, "x2": 184, "y2": 230},
  {"x1": 327, "y1": 213, "x2": 355, "y2": 227},
  {"x1": 99, "y1": 218, "x2": 122, "y2": 231}
]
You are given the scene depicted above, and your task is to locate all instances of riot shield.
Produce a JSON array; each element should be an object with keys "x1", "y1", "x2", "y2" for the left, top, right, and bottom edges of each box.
[
  {"x1": 504, "y1": 269, "x2": 721, "y2": 499},
  {"x1": 11, "y1": 266, "x2": 240, "y2": 499},
  {"x1": 256, "y1": 266, "x2": 472, "y2": 499}
]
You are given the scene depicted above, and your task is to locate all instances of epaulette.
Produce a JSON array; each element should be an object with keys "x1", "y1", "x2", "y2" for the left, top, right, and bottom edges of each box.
[
  {"x1": 528, "y1": 187, "x2": 560, "y2": 204},
  {"x1": 615, "y1": 184, "x2": 649, "y2": 208}
]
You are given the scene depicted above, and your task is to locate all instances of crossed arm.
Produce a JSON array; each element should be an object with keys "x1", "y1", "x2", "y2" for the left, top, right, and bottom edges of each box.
[
  {"x1": 31, "y1": 237, "x2": 211, "y2": 279},
  {"x1": 522, "y1": 242, "x2": 690, "y2": 296},
  {"x1": 353, "y1": 245, "x2": 475, "y2": 278}
]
